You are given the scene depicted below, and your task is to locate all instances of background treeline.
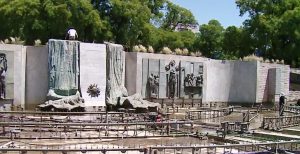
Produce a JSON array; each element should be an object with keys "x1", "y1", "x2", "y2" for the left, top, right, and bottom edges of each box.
[{"x1": 1, "y1": 0, "x2": 300, "y2": 67}]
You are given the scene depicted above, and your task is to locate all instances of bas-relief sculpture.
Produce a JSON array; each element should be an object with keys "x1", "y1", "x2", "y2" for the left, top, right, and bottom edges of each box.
[
  {"x1": 87, "y1": 84, "x2": 101, "y2": 98},
  {"x1": 148, "y1": 73, "x2": 159, "y2": 98},
  {"x1": 182, "y1": 63, "x2": 203, "y2": 98},
  {"x1": 143, "y1": 59, "x2": 204, "y2": 99},
  {"x1": 0, "y1": 51, "x2": 14, "y2": 101},
  {"x1": 184, "y1": 73, "x2": 203, "y2": 87},
  {"x1": 0, "y1": 53, "x2": 7, "y2": 99},
  {"x1": 183, "y1": 73, "x2": 203, "y2": 98},
  {"x1": 165, "y1": 60, "x2": 180, "y2": 98}
]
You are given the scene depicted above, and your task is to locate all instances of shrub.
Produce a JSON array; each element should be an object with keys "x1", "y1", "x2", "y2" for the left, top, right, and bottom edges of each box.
[
  {"x1": 132, "y1": 45, "x2": 140, "y2": 52},
  {"x1": 34, "y1": 39, "x2": 42, "y2": 46},
  {"x1": 182, "y1": 48, "x2": 189, "y2": 56},
  {"x1": 161, "y1": 47, "x2": 172, "y2": 54},
  {"x1": 148, "y1": 46, "x2": 154, "y2": 53},
  {"x1": 175, "y1": 48, "x2": 182, "y2": 55},
  {"x1": 190, "y1": 51, "x2": 202, "y2": 57},
  {"x1": 264, "y1": 59, "x2": 270, "y2": 63},
  {"x1": 139, "y1": 45, "x2": 147, "y2": 53},
  {"x1": 243, "y1": 54, "x2": 263, "y2": 62}
]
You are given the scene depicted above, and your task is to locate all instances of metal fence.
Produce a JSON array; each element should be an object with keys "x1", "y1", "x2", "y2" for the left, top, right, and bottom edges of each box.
[{"x1": 0, "y1": 140, "x2": 299, "y2": 154}]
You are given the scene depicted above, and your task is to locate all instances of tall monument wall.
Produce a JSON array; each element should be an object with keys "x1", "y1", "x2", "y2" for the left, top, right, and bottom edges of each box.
[{"x1": 0, "y1": 42, "x2": 294, "y2": 110}]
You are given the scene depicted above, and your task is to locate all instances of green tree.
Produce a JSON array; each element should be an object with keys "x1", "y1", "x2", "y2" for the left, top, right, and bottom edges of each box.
[
  {"x1": 236, "y1": 0, "x2": 300, "y2": 66},
  {"x1": 0, "y1": 0, "x2": 108, "y2": 45},
  {"x1": 0, "y1": 0, "x2": 42, "y2": 43},
  {"x1": 194, "y1": 20, "x2": 224, "y2": 57},
  {"x1": 222, "y1": 26, "x2": 253, "y2": 58},
  {"x1": 108, "y1": 0, "x2": 152, "y2": 49},
  {"x1": 161, "y1": 1, "x2": 197, "y2": 30},
  {"x1": 90, "y1": 0, "x2": 111, "y2": 17},
  {"x1": 179, "y1": 30, "x2": 196, "y2": 51},
  {"x1": 147, "y1": 0, "x2": 166, "y2": 17},
  {"x1": 0, "y1": 0, "x2": 197, "y2": 51},
  {"x1": 63, "y1": 0, "x2": 109, "y2": 42},
  {"x1": 223, "y1": 26, "x2": 242, "y2": 56}
]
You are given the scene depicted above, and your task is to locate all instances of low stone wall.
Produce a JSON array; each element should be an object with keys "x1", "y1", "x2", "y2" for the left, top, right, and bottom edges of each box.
[
  {"x1": 256, "y1": 63, "x2": 290, "y2": 103},
  {"x1": 204, "y1": 60, "x2": 257, "y2": 104}
]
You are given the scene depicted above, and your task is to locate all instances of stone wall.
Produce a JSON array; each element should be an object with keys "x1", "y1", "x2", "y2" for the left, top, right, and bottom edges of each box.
[
  {"x1": 125, "y1": 52, "x2": 208, "y2": 99},
  {"x1": 0, "y1": 43, "x2": 294, "y2": 109},
  {"x1": 256, "y1": 62, "x2": 290, "y2": 103},
  {"x1": 204, "y1": 60, "x2": 258, "y2": 104},
  {"x1": 125, "y1": 52, "x2": 259, "y2": 104},
  {"x1": 26, "y1": 42, "x2": 108, "y2": 109}
]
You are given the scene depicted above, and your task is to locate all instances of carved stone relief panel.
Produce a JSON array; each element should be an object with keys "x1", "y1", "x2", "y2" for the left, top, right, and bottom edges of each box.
[
  {"x1": 0, "y1": 51, "x2": 14, "y2": 100},
  {"x1": 182, "y1": 62, "x2": 203, "y2": 99},
  {"x1": 142, "y1": 59, "x2": 160, "y2": 98},
  {"x1": 142, "y1": 58, "x2": 203, "y2": 99}
]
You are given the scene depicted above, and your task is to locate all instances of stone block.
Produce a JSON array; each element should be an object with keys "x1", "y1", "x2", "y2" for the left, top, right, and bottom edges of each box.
[
  {"x1": 80, "y1": 43, "x2": 106, "y2": 106},
  {"x1": 25, "y1": 46, "x2": 48, "y2": 110}
]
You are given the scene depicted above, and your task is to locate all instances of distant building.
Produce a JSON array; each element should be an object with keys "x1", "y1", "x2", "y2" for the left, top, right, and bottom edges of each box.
[{"x1": 174, "y1": 23, "x2": 199, "y2": 33}]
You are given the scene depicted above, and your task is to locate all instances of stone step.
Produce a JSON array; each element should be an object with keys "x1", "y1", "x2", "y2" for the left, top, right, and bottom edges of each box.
[
  {"x1": 254, "y1": 130, "x2": 300, "y2": 140},
  {"x1": 226, "y1": 136, "x2": 258, "y2": 144},
  {"x1": 282, "y1": 128, "x2": 300, "y2": 136}
]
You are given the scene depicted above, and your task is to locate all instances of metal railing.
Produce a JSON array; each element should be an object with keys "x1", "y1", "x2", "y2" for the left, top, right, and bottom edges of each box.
[
  {"x1": 261, "y1": 105, "x2": 300, "y2": 131},
  {"x1": 185, "y1": 106, "x2": 234, "y2": 120},
  {"x1": 0, "y1": 140, "x2": 299, "y2": 154},
  {"x1": 0, "y1": 121, "x2": 194, "y2": 140}
]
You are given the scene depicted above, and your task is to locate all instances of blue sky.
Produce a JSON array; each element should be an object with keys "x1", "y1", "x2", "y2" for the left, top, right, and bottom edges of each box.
[{"x1": 170, "y1": 0, "x2": 248, "y2": 27}]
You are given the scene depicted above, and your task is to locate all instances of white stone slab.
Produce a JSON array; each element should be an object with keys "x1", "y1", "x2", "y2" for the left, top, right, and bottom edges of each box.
[{"x1": 80, "y1": 43, "x2": 106, "y2": 106}]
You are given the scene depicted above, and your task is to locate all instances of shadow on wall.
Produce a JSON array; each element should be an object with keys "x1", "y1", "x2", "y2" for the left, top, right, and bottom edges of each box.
[
  {"x1": 25, "y1": 46, "x2": 48, "y2": 110},
  {"x1": 228, "y1": 61, "x2": 257, "y2": 104}
]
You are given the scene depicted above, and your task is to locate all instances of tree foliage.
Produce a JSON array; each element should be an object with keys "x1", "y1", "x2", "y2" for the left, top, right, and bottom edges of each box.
[
  {"x1": 236, "y1": 0, "x2": 300, "y2": 66},
  {"x1": 0, "y1": 0, "x2": 199, "y2": 51},
  {"x1": 161, "y1": 1, "x2": 197, "y2": 30},
  {"x1": 194, "y1": 20, "x2": 224, "y2": 57},
  {"x1": 0, "y1": 0, "x2": 108, "y2": 45},
  {"x1": 1, "y1": 0, "x2": 300, "y2": 66}
]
